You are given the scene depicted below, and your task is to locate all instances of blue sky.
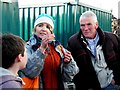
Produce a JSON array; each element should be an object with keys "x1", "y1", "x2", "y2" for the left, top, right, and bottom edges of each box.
[{"x1": 18, "y1": 0, "x2": 119, "y2": 18}]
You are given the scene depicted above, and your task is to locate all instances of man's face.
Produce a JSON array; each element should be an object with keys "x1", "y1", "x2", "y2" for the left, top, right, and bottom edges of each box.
[{"x1": 80, "y1": 17, "x2": 98, "y2": 39}]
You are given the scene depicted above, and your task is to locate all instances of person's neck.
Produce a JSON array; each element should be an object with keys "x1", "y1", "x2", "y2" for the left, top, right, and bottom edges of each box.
[
  {"x1": 8, "y1": 66, "x2": 19, "y2": 76},
  {"x1": 87, "y1": 32, "x2": 97, "y2": 40}
]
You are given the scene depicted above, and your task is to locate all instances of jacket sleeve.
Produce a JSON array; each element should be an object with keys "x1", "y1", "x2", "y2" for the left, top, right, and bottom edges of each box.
[
  {"x1": 61, "y1": 48, "x2": 79, "y2": 82},
  {"x1": 20, "y1": 44, "x2": 46, "y2": 79},
  {"x1": 113, "y1": 34, "x2": 120, "y2": 85},
  {"x1": 107, "y1": 33, "x2": 120, "y2": 85}
]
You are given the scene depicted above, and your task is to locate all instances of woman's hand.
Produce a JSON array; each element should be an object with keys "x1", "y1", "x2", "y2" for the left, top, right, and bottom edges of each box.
[
  {"x1": 39, "y1": 34, "x2": 55, "y2": 53},
  {"x1": 63, "y1": 51, "x2": 72, "y2": 64}
]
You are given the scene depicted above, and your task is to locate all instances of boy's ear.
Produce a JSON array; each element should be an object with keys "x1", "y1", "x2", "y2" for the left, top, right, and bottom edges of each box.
[{"x1": 16, "y1": 54, "x2": 22, "y2": 62}]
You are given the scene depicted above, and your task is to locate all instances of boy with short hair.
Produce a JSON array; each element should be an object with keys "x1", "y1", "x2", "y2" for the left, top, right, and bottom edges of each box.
[{"x1": 0, "y1": 34, "x2": 27, "y2": 89}]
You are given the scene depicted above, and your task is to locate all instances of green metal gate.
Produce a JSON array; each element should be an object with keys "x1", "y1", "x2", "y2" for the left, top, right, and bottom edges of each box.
[
  {"x1": 19, "y1": 2, "x2": 112, "y2": 47},
  {"x1": 0, "y1": 0, "x2": 19, "y2": 36}
]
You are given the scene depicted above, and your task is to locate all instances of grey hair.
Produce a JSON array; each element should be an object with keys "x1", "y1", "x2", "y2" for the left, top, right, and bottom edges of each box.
[{"x1": 79, "y1": 11, "x2": 98, "y2": 23}]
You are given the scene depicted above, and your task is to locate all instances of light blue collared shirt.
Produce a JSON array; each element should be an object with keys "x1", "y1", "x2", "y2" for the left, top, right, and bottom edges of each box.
[{"x1": 87, "y1": 32, "x2": 99, "y2": 56}]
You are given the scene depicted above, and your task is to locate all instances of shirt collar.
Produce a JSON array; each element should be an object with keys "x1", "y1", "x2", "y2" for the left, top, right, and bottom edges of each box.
[{"x1": 87, "y1": 32, "x2": 99, "y2": 46}]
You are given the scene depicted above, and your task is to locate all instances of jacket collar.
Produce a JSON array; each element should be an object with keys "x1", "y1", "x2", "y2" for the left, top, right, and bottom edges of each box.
[{"x1": 78, "y1": 27, "x2": 106, "y2": 46}]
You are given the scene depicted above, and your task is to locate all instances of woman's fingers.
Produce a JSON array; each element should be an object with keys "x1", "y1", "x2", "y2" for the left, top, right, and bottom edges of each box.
[{"x1": 64, "y1": 51, "x2": 71, "y2": 63}]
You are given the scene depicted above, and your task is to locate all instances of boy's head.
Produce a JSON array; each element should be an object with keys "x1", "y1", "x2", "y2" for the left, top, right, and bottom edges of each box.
[{"x1": 1, "y1": 34, "x2": 27, "y2": 69}]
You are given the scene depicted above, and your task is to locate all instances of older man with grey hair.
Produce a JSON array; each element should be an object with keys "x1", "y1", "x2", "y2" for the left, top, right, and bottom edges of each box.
[{"x1": 67, "y1": 10, "x2": 120, "y2": 90}]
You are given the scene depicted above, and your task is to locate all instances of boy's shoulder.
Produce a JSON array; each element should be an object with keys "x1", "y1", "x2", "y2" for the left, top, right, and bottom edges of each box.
[{"x1": 0, "y1": 75, "x2": 23, "y2": 88}]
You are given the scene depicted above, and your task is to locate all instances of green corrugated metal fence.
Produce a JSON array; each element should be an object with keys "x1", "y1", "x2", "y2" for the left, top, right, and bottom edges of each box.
[
  {"x1": 19, "y1": 2, "x2": 112, "y2": 47},
  {"x1": 0, "y1": 0, "x2": 20, "y2": 36}
]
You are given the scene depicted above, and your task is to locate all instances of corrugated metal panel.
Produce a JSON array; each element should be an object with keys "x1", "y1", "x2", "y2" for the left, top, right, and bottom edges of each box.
[
  {"x1": 0, "y1": 0, "x2": 19, "y2": 35},
  {"x1": 19, "y1": 2, "x2": 112, "y2": 47}
]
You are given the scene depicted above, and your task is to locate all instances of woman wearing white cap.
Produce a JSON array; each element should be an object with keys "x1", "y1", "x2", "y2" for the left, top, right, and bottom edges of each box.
[{"x1": 19, "y1": 13, "x2": 79, "y2": 90}]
